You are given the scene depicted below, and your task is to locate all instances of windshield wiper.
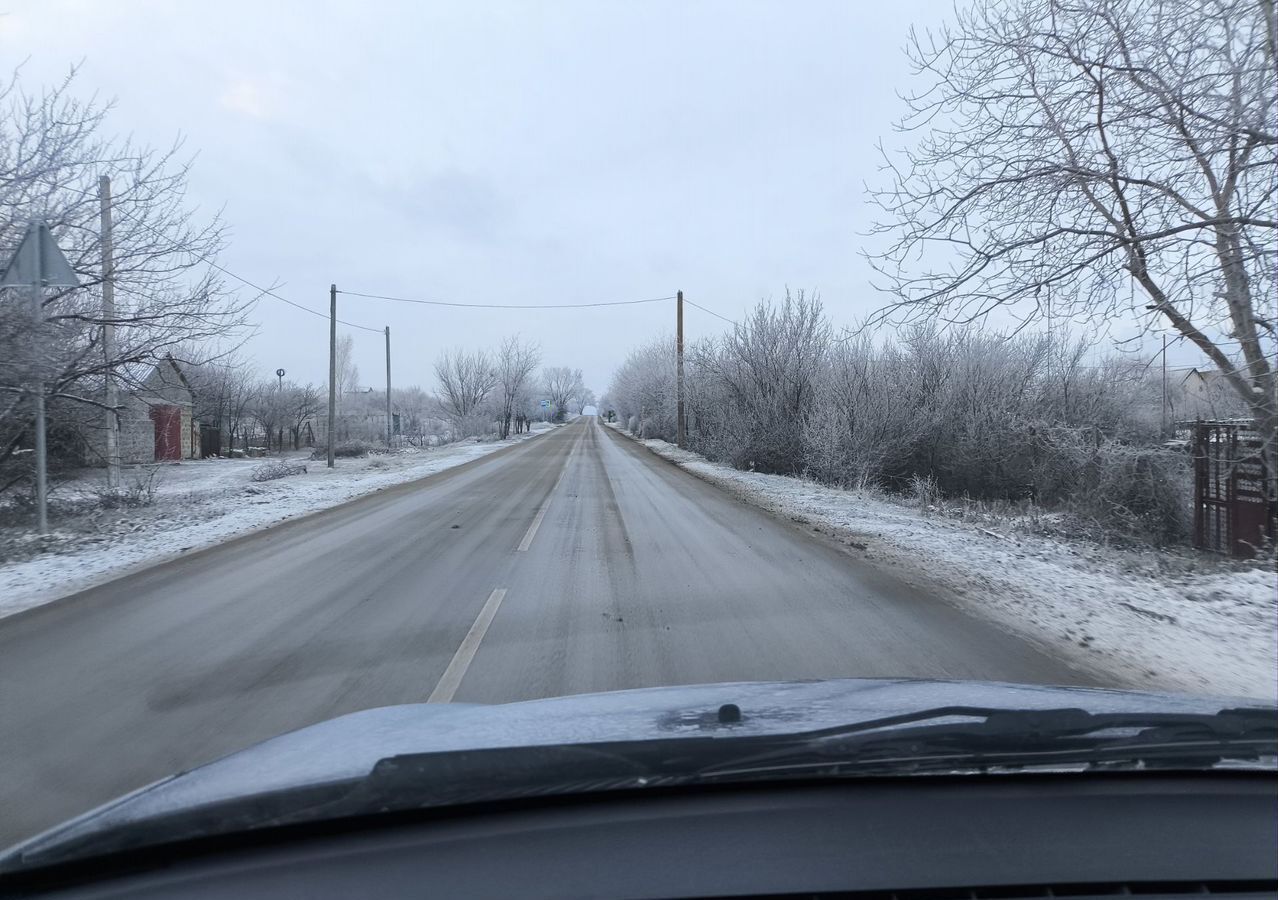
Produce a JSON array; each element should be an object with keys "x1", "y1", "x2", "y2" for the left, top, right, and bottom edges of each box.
[
  {"x1": 695, "y1": 706, "x2": 1278, "y2": 778},
  {"x1": 7, "y1": 706, "x2": 1274, "y2": 874}
]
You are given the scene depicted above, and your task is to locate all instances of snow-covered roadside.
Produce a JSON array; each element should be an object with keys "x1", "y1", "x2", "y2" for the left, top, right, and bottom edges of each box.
[
  {"x1": 607, "y1": 424, "x2": 1277, "y2": 701},
  {"x1": 0, "y1": 425, "x2": 558, "y2": 620}
]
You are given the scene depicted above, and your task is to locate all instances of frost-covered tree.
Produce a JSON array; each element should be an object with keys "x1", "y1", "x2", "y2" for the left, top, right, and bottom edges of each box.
[
  {"x1": 542, "y1": 365, "x2": 584, "y2": 422},
  {"x1": 495, "y1": 335, "x2": 540, "y2": 439},
  {"x1": 0, "y1": 67, "x2": 252, "y2": 489},
  {"x1": 434, "y1": 347, "x2": 496, "y2": 428},
  {"x1": 868, "y1": 0, "x2": 1277, "y2": 483}
]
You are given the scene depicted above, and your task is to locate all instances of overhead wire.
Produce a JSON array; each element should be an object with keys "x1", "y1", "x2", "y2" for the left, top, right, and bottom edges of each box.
[
  {"x1": 337, "y1": 289, "x2": 676, "y2": 310},
  {"x1": 36, "y1": 177, "x2": 384, "y2": 334},
  {"x1": 37, "y1": 178, "x2": 743, "y2": 330},
  {"x1": 683, "y1": 298, "x2": 738, "y2": 326}
]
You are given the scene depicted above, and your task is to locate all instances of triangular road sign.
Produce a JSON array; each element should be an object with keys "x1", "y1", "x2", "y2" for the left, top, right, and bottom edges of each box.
[{"x1": 1, "y1": 220, "x2": 81, "y2": 289}]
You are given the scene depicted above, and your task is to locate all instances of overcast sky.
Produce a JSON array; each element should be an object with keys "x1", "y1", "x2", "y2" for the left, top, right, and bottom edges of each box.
[{"x1": 1, "y1": 0, "x2": 1195, "y2": 396}]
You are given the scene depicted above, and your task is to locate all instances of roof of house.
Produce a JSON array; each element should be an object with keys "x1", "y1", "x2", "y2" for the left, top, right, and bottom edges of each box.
[{"x1": 78, "y1": 355, "x2": 194, "y2": 403}]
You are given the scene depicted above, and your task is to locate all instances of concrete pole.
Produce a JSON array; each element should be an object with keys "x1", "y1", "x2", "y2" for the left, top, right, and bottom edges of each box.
[
  {"x1": 385, "y1": 326, "x2": 393, "y2": 449},
  {"x1": 328, "y1": 284, "x2": 337, "y2": 468},
  {"x1": 99, "y1": 176, "x2": 120, "y2": 489},
  {"x1": 676, "y1": 289, "x2": 685, "y2": 448}
]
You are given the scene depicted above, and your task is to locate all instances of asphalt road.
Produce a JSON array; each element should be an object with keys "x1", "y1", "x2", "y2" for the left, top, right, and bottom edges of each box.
[{"x1": 0, "y1": 417, "x2": 1094, "y2": 846}]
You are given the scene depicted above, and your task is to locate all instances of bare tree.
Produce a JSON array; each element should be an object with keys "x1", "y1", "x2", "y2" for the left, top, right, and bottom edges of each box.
[
  {"x1": 249, "y1": 379, "x2": 290, "y2": 453},
  {"x1": 285, "y1": 382, "x2": 321, "y2": 450},
  {"x1": 495, "y1": 335, "x2": 540, "y2": 439},
  {"x1": 542, "y1": 366, "x2": 584, "y2": 422},
  {"x1": 434, "y1": 347, "x2": 497, "y2": 427},
  {"x1": 868, "y1": 0, "x2": 1277, "y2": 478},
  {"x1": 327, "y1": 333, "x2": 362, "y2": 441},
  {"x1": 0, "y1": 66, "x2": 253, "y2": 486},
  {"x1": 222, "y1": 367, "x2": 258, "y2": 454}
]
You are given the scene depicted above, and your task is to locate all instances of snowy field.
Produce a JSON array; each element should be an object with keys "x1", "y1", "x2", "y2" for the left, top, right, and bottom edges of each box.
[
  {"x1": 607, "y1": 424, "x2": 1277, "y2": 701},
  {"x1": 0, "y1": 424, "x2": 557, "y2": 620}
]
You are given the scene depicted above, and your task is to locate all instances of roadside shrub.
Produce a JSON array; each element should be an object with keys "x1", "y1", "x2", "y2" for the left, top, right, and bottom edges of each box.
[
  {"x1": 690, "y1": 291, "x2": 827, "y2": 474},
  {"x1": 909, "y1": 473, "x2": 942, "y2": 511},
  {"x1": 92, "y1": 467, "x2": 161, "y2": 508},
  {"x1": 310, "y1": 440, "x2": 372, "y2": 460},
  {"x1": 1068, "y1": 444, "x2": 1191, "y2": 545},
  {"x1": 251, "y1": 461, "x2": 307, "y2": 482},
  {"x1": 611, "y1": 304, "x2": 1196, "y2": 545}
]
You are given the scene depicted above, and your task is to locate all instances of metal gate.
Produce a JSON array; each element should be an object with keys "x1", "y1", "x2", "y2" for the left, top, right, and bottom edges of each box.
[
  {"x1": 199, "y1": 424, "x2": 222, "y2": 458},
  {"x1": 1192, "y1": 421, "x2": 1272, "y2": 557},
  {"x1": 149, "y1": 405, "x2": 182, "y2": 461}
]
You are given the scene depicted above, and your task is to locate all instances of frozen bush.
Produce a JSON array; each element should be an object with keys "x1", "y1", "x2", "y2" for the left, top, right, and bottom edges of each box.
[
  {"x1": 310, "y1": 440, "x2": 373, "y2": 460},
  {"x1": 92, "y1": 467, "x2": 161, "y2": 508},
  {"x1": 1066, "y1": 442, "x2": 1191, "y2": 545},
  {"x1": 691, "y1": 291, "x2": 827, "y2": 474},
  {"x1": 610, "y1": 337, "x2": 676, "y2": 441},
  {"x1": 251, "y1": 461, "x2": 307, "y2": 482},
  {"x1": 612, "y1": 308, "x2": 1191, "y2": 544},
  {"x1": 909, "y1": 473, "x2": 941, "y2": 511}
]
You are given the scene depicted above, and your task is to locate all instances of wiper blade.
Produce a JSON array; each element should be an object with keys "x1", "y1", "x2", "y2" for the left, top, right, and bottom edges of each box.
[
  {"x1": 698, "y1": 706, "x2": 1278, "y2": 777},
  {"x1": 8, "y1": 707, "x2": 1273, "y2": 874}
]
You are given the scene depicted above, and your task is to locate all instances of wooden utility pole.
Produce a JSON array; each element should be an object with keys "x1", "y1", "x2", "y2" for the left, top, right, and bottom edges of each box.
[
  {"x1": 384, "y1": 326, "x2": 393, "y2": 449},
  {"x1": 328, "y1": 284, "x2": 337, "y2": 468},
  {"x1": 99, "y1": 176, "x2": 120, "y2": 489},
  {"x1": 1161, "y1": 334, "x2": 1168, "y2": 437},
  {"x1": 676, "y1": 289, "x2": 685, "y2": 448}
]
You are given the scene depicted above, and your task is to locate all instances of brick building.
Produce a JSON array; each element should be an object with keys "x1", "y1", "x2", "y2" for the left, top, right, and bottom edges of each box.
[{"x1": 82, "y1": 357, "x2": 198, "y2": 465}]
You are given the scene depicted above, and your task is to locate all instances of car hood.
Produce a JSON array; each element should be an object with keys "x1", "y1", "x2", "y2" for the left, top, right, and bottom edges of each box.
[{"x1": 4, "y1": 677, "x2": 1264, "y2": 863}]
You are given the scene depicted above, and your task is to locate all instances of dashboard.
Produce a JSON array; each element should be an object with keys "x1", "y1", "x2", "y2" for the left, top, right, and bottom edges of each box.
[{"x1": 3, "y1": 772, "x2": 1275, "y2": 899}]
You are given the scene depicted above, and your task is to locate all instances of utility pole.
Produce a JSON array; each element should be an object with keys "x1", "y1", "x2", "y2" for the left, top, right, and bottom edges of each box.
[
  {"x1": 328, "y1": 283, "x2": 337, "y2": 468},
  {"x1": 1161, "y1": 334, "x2": 1168, "y2": 437},
  {"x1": 676, "y1": 289, "x2": 685, "y2": 448},
  {"x1": 384, "y1": 325, "x2": 393, "y2": 449},
  {"x1": 99, "y1": 176, "x2": 120, "y2": 490}
]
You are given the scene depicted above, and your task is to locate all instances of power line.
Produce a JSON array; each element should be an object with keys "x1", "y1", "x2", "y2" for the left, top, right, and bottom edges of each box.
[
  {"x1": 203, "y1": 263, "x2": 382, "y2": 334},
  {"x1": 684, "y1": 298, "x2": 737, "y2": 325},
  {"x1": 337, "y1": 289, "x2": 676, "y2": 310},
  {"x1": 37, "y1": 178, "x2": 384, "y2": 335}
]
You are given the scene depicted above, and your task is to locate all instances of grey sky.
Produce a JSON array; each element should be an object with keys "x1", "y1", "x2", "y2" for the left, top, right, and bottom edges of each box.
[{"x1": 1, "y1": 0, "x2": 1195, "y2": 395}]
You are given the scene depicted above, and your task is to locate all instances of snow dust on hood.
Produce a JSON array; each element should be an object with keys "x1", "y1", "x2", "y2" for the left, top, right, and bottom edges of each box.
[{"x1": 8, "y1": 677, "x2": 1264, "y2": 859}]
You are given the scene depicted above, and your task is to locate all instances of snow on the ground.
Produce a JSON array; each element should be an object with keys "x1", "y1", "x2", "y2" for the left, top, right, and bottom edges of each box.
[
  {"x1": 608, "y1": 424, "x2": 1277, "y2": 701},
  {"x1": 0, "y1": 425, "x2": 557, "y2": 620}
]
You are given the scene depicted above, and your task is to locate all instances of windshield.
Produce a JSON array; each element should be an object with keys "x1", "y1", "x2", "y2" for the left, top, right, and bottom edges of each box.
[{"x1": 0, "y1": 0, "x2": 1274, "y2": 863}]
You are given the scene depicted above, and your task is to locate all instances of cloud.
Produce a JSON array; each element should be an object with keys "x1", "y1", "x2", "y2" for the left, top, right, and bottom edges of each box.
[{"x1": 218, "y1": 76, "x2": 281, "y2": 120}]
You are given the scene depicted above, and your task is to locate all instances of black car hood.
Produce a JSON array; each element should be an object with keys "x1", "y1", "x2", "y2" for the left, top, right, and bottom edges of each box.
[{"x1": 4, "y1": 677, "x2": 1266, "y2": 864}]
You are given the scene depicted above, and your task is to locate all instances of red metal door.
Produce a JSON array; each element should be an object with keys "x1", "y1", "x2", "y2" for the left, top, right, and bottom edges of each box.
[{"x1": 149, "y1": 405, "x2": 182, "y2": 461}]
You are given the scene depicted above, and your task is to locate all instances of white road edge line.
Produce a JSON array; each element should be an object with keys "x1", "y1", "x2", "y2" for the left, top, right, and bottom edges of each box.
[
  {"x1": 427, "y1": 588, "x2": 508, "y2": 704},
  {"x1": 515, "y1": 428, "x2": 579, "y2": 552}
]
